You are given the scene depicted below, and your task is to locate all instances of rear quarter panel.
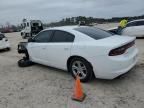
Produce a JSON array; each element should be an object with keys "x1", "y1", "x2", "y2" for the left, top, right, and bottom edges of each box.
[
  {"x1": 70, "y1": 42, "x2": 110, "y2": 60},
  {"x1": 69, "y1": 30, "x2": 111, "y2": 59}
]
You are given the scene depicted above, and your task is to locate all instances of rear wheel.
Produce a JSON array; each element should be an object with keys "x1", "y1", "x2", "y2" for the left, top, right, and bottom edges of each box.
[{"x1": 69, "y1": 57, "x2": 93, "y2": 82}]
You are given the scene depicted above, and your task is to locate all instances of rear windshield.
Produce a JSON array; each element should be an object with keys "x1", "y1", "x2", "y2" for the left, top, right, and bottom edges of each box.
[{"x1": 74, "y1": 27, "x2": 113, "y2": 40}]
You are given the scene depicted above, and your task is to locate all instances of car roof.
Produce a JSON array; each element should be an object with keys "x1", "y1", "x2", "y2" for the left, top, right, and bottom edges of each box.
[{"x1": 128, "y1": 19, "x2": 144, "y2": 23}]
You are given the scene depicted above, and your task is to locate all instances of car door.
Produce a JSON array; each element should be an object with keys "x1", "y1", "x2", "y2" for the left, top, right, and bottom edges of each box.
[
  {"x1": 121, "y1": 21, "x2": 137, "y2": 36},
  {"x1": 27, "y1": 30, "x2": 53, "y2": 64},
  {"x1": 133, "y1": 21, "x2": 144, "y2": 37},
  {"x1": 42, "y1": 30, "x2": 75, "y2": 70}
]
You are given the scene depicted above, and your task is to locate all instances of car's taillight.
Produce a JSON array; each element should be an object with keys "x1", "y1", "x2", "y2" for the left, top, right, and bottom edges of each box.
[{"x1": 109, "y1": 41, "x2": 135, "y2": 56}]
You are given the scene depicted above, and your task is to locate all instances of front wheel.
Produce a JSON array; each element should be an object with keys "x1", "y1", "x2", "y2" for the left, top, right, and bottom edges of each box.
[
  {"x1": 18, "y1": 57, "x2": 34, "y2": 67},
  {"x1": 5, "y1": 47, "x2": 10, "y2": 51},
  {"x1": 69, "y1": 57, "x2": 93, "y2": 82}
]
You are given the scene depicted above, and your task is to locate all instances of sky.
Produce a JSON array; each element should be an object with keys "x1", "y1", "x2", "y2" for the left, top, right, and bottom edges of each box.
[{"x1": 0, "y1": 0, "x2": 144, "y2": 25}]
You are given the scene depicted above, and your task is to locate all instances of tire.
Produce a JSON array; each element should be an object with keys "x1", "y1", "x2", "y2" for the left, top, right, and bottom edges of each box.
[
  {"x1": 4, "y1": 47, "x2": 10, "y2": 51},
  {"x1": 69, "y1": 57, "x2": 93, "y2": 82},
  {"x1": 6, "y1": 47, "x2": 10, "y2": 51},
  {"x1": 18, "y1": 58, "x2": 34, "y2": 67}
]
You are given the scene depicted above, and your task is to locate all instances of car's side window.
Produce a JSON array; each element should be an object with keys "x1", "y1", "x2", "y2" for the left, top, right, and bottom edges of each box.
[
  {"x1": 34, "y1": 30, "x2": 53, "y2": 43},
  {"x1": 51, "y1": 30, "x2": 75, "y2": 42},
  {"x1": 135, "y1": 21, "x2": 144, "y2": 26},
  {"x1": 126, "y1": 22, "x2": 136, "y2": 27}
]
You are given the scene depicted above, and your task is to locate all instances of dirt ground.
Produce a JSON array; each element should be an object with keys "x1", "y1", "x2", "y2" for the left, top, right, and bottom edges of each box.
[{"x1": 0, "y1": 24, "x2": 144, "y2": 108}]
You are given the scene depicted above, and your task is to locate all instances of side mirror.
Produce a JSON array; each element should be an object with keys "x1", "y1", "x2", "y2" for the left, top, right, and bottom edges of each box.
[{"x1": 28, "y1": 38, "x2": 35, "y2": 42}]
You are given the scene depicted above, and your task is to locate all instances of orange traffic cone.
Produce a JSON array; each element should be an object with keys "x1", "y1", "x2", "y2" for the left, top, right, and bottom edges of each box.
[{"x1": 72, "y1": 76, "x2": 86, "y2": 102}]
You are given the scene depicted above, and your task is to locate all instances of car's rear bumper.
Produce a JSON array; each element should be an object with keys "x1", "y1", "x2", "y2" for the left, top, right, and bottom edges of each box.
[
  {"x1": 90, "y1": 48, "x2": 138, "y2": 79},
  {"x1": 0, "y1": 41, "x2": 10, "y2": 50},
  {"x1": 95, "y1": 57, "x2": 137, "y2": 79}
]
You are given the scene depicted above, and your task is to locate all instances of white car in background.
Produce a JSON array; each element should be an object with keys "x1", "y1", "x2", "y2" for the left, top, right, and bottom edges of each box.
[
  {"x1": 0, "y1": 33, "x2": 10, "y2": 50},
  {"x1": 108, "y1": 19, "x2": 144, "y2": 37},
  {"x1": 121, "y1": 19, "x2": 144, "y2": 37},
  {"x1": 18, "y1": 26, "x2": 138, "y2": 82}
]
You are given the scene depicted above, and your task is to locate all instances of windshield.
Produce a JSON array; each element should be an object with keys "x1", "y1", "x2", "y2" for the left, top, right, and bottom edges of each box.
[
  {"x1": 32, "y1": 23, "x2": 39, "y2": 26},
  {"x1": 75, "y1": 27, "x2": 113, "y2": 40},
  {"x1": 31, "y1": 21, "x2": 42, "y2": 27}
]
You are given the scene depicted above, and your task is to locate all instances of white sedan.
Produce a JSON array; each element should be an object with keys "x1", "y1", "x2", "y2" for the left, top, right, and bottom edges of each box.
[
  {"x1": 0, "y1": 33, "x2": 10, "y2": 50},
  {"x1": 122, "y1": 19, "x2": 144, "y2": 37},
  {"x1": 108, "y1": 19, "x2": 144, "y2": 37},
  {"x1": 18, "y1": 26, "x2": 138, "y2": 82}
]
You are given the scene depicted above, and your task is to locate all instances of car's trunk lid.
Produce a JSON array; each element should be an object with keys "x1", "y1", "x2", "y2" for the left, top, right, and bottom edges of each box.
[{"x1": 96, "y1": 35, "x2": 135, "y2": 48}]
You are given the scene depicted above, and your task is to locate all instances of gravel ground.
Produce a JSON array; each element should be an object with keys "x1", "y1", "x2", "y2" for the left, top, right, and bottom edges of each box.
[{"x1": 0, "y1": 24, "x2": 144, "y2": 108}]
